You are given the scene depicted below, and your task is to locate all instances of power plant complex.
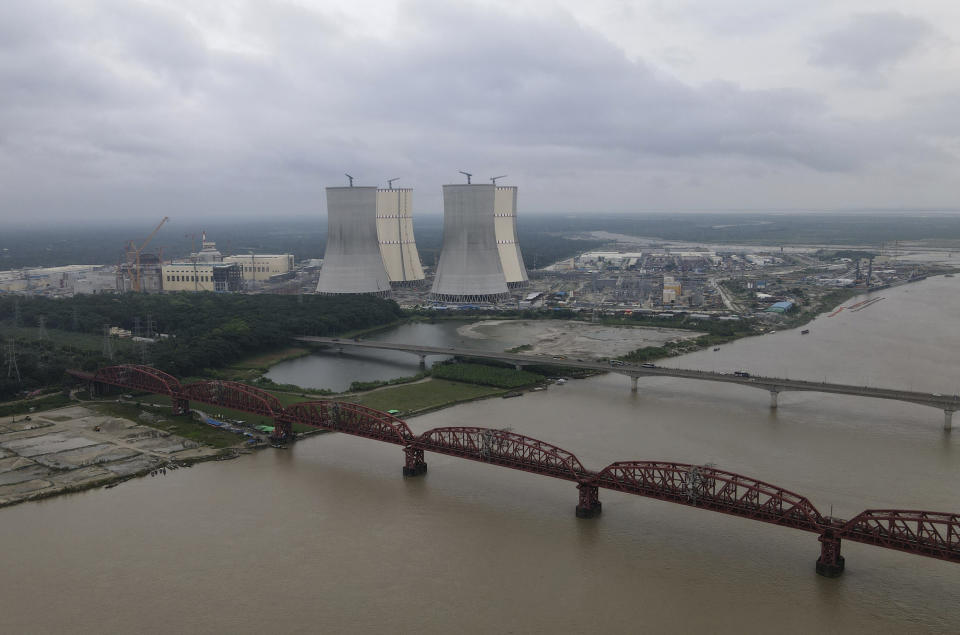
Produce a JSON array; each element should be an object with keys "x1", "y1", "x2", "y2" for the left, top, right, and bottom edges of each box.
[{"x1": 316, "y1": 177, "x2": 526, "y2": 303}]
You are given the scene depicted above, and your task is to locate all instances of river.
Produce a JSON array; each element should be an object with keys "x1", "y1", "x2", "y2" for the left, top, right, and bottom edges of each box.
[{"x1": 1, "y1": 276, "x2": 958, "y2": 633}]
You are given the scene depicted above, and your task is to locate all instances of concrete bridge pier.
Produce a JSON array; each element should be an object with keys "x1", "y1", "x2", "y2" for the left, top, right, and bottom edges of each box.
[
  {"x1": 418, "y1": 354, "x2": 426, "y2": 369},
  {"x1": 576, "y1": 482, "x2": 602, "y2": 518},
  {"x1": 630, "y1": 376, "x2": 638, "y2": 393},
  {"x1": 769, "y1": 389, "x2": 780, "y2": 409},
  {"x1": 945, "y1": 409, "x2": 955, "y2": 431},
  {"x1": 514, "y1": 363, "x2": 523, "y2": 371}
]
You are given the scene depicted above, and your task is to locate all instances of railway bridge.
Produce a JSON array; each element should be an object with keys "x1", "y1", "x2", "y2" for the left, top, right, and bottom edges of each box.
[
  {"x1": 66, "y1": 364, "x2": 960, "y2": 579},
  {"x1": 296, "y1": 336, "x2": 960, "y2": 430}
]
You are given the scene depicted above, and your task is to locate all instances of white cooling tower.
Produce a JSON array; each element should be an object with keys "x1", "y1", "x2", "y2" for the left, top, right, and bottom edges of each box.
[
  {"x1": 316, "y1": 186, "x2": 392, "y2": 296},
  {"x1": 376, "y1": 188, "x2": 425, "y2": 286},
  {"x1": 431, "y1": 184, "x2": 510, "y2": 303},
  {"x1": 493, "y1": 186, "x2": 528, "y2": 288}
]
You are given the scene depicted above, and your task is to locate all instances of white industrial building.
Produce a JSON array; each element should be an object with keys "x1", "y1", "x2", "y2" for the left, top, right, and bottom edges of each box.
[
  {"x1": 376, "y1": 187, "x2": 425, "y2": 286},
  {"x1": 316, "y1": 186, "x2": 392, "y2": 296},
  {"x1": 162, "y1": 261, "x2": 242, "y2": 292},
  {"x1": 431, "y1": 183, "x2": 510, "y2": 303},
  {"x1": 223, "y1": 254, "x2": 295, "y2": 282}
]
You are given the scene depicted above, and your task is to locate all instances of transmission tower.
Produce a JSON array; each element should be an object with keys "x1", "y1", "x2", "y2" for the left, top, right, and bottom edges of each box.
[
  {"x1": 5, "y1": 340, "x2": 21, "y2": 383},
  {"x1": 13, "y1": 299, "x2": 21, "y2": 328},
  {"x1": 102, "y1": 325, "x2": 114, "y2": 361}
]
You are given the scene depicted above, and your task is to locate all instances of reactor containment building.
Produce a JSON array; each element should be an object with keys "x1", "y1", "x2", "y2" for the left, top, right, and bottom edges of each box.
[{"x1": 431, "y1": 182, "x2": 527, "y2": 303}]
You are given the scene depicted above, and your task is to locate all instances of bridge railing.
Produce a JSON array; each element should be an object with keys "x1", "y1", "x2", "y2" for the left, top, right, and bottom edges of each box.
[
  {"x1": 413, "y1": 427, "x2": 589, "y2": 481},
  {"x1": 596, "y1": 461, "x2": 826, "y2": 531}
]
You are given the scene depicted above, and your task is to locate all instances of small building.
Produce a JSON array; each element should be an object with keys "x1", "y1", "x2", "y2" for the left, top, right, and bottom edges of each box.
[{"x1": 766, "y1": 300, "x2": 795, "y2": 313}]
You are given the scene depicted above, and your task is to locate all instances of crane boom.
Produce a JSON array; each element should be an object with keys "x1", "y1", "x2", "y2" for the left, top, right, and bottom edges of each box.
[{"x1": 133, "y1": 216, "x2": 169, "y2": 292}]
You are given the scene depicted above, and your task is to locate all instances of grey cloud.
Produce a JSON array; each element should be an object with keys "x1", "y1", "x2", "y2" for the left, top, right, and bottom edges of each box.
[
  {"x1": 0, "y1": 0, "x2": 955, "y2": 220},
  {"x1": 810, "y1": 12, "x2": 933, "y2": 74}
]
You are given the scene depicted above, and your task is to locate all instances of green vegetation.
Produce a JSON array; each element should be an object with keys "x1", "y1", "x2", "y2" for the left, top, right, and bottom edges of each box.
[
  {"x1": 505, "y1": 343, "x2": 533, "y2": 353},
  {"x1": 346, "y1": 371, "x2": 430, "y2": 393},
  {"x1": 89, "y1": 401, "x2": 240, "y2": 448},
  {"x1": 0, "y1": 393, "x2": 72, "y2": 417},
  {"x1": 345, "y1": 379, "x2": 502, "y2": 414},
  {"x1": 431, "y1": 362, "x2": 543, "y2": 388},
  {"x1": 0, "y1": 292, "x2": 403, "y2": 400}
]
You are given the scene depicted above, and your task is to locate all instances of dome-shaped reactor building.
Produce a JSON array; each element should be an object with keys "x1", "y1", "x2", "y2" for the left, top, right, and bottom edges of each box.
[
  {"x1": 494, "y1": 185, "x2": 528, "y2": 288},
  {"x1": 376, "y1": 187, "x2": 425, "y2": 286},
  {"x1": 430, "y1": 184, "x2": 510, "y2": 303},
  {"x1": 316, "y1": 186, "x2": 392, "y2": 296}
]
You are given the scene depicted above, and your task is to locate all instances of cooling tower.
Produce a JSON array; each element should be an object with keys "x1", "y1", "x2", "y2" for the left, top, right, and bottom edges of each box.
[
  {"x1": 431, "y1": 184, "x2": 510, "y2": 303},
  {"x1": 493, "y1": 186, "x2": 529, "y2": 288},
  {"x1": 316, "y1": 186, "x2": 392, "y2": 296},
  {"x1": 376, "y1": 188, "x2": 425, "y2": 286}
]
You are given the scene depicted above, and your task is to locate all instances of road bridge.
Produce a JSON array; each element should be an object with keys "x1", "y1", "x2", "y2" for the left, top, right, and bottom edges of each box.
[
  {"x1": 296, "y1": 336, "x2": 959, "y2": 430},
  {"x1": 66, "y1": 364, "x2": 960, "y2": 578}
]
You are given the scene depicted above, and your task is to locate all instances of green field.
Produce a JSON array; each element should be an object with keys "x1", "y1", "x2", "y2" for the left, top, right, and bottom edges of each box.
[{"x1": 345, "y1": 379, "x2": 503, "y2": 414}]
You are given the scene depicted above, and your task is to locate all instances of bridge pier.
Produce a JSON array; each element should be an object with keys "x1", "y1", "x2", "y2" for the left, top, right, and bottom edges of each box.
[
  {"x1": 270, "y1": 419, "x2": 293, "y2": 446},
  {"x1": 945, "y1": 410, "x2": 954, "y2": 431},
  {"x1": 630, "y1": 376, "x2": 638, "y2": 393},
  {"x1": 418, "y1": 354, "x2": 427, "y2": 369},
  {"x1": 815, "y1": 530, "x2": 845, "y2": 578},
  {"x1": 575, "y1": 482, "x2": 602, "y2": 518},
  {"x1": 172, "y1": 397, "x2": 190, "y2": 416},
  {"x1": 403, "y1": 446, "x2": 428, "y2": 477},
  {"x1": 769, "y1": 389, "x2": 780, "y2": 409},
  {"x1": 514, "y1": 363, "x2": 522, "y2": 371}
]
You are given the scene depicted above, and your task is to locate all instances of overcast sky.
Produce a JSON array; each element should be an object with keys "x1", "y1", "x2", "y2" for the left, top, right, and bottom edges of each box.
[{"x1": 2, "y1": 0, "x2": 959, "y2": 224}]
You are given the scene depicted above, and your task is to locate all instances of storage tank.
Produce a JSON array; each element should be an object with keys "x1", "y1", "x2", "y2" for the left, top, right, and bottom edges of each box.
[
  {"x1": 316, "y1": 186, "x2": 392, "y2": 296},
  {"x1": 431, "y1": 184, "x2": 510, "y2": 303},
  {"x1": 493, "y1": 185, "x2": 528, "y2": 288},
  {"x1": 376, "y1": 188, "x2": 425, "y2": 286}
]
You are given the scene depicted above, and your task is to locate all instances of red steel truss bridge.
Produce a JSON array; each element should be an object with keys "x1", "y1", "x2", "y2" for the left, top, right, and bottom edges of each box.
[{"x1": 69, "y1": 364, "x2": 960, "y2": 578}]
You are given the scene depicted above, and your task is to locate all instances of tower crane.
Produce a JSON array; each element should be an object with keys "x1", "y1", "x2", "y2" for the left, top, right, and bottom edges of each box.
[{"x1": 131, "y1": 217, "x2": 169, "y2": 292}]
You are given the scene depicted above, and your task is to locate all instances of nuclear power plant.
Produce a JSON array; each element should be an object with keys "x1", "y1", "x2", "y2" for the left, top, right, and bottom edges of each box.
[
  {"x1": 493, "y1": 185, "x2": 529, "y2": 289},
  {"x1": 316, "y1": 185, "x2": 392, "y2": 296},
  {"x1": 376, "y1": 186, "x2": 425, "y2": 286},
  {"x1": 431, "y1": 182, "x2": 512, "y2": 303}
]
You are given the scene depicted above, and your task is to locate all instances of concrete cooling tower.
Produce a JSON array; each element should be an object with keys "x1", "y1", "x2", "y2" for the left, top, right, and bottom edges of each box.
[
  {"x1": 376, "y1": 188, "x2": 425, "y2": 286},
  {"x1": 493, "y1": 186, "x2": 528, "y2": 288},
  {"x1": 316, "y1": 186, "x2": 392, "y2": 296},
  {"x1": 431, "y1": 184, "x2": 510, "y2": 303}
]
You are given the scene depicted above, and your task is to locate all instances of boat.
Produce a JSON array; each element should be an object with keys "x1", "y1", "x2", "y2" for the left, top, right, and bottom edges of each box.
[
  {"x1": 801, "y1": 329, "x2": 810, "y2": 335},
  {"x1": 713, "y1": 347, "x2": 720, "y2": 352},
  {"x1": 502, "y1": 391, "x2": 522, "y2": 399}
]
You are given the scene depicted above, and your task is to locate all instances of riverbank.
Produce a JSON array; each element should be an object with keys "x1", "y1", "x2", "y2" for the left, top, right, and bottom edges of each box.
[{"x1": 0, "y1": 404, "x2": 241, "y2": 509}]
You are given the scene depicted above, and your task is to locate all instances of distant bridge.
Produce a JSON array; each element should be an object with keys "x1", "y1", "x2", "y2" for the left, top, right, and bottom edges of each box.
[
  {"x1": 296, "y1": 336, "x2": 959, "y2": 430},
  {"x1": 67, "y1": 363, "x2": 960, "y2": 578}
]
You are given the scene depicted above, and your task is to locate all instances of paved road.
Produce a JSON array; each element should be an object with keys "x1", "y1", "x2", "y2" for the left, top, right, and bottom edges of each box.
[{"x1": 295, "y1": 336, "x2": 959, "y2": 412}]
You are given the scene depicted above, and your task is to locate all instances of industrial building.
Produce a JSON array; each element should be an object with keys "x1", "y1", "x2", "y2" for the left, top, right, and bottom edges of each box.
[
  {"x1": 316, "y1": 186, "x2": 392, "y2": 296},
  {"x1": 223, "y1": 254, "x2": 295, "y2": 282},
  {"x1": 431, "y1": 183, "x2": 510, "y2": 303},
  {"x1": 376, "y1": 187, "x2": 424, "y2": 286},
  {"x1": 161, "y1": 261, "x2": 242, "y2": 292},
  {"x1": 493, "y1": 186, "x2": 528, "y2": 288}
]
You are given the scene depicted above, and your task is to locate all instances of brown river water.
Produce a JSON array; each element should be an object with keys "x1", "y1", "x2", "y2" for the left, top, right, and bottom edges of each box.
[{"x1": 1, "y1": 276, "x2": 958, "y2": 633}]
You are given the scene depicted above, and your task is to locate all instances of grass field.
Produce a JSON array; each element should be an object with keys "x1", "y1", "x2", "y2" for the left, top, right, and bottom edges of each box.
[{"x1": 345, "y1": 379, "x2": 503, "y2": 414}]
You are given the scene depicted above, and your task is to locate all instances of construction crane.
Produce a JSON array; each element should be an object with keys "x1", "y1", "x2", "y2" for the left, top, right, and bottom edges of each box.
[{"x1": 131, "y1": 217, "x2": 169, "y2": 292}]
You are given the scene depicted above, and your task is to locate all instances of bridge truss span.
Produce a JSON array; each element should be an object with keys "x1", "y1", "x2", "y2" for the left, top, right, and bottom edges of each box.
[
  {"x1": 841, "y1": 509, "x2": 960, "y2": 563},
  {"x1": 286, "y1": 400, "x2": 414, "y2": 445},
  {"x1": 180, "y1": 380, "x2": 284, "y2": 418},
  {"x1": 93, "y1": 365, "x2": 182, "y2": 397},
  {"x1": 413, "y1": 427, "x2": 588, "y2": 481},
  {"x1": 596, "y1": 461, "x2": 826, "y2": 531}
]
